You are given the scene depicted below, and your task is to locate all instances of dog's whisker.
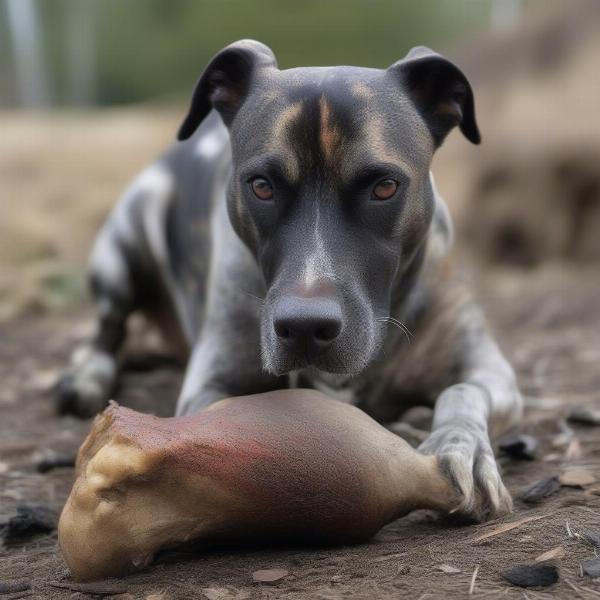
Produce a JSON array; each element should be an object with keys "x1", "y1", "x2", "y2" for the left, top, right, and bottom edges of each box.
[
  {"x1": 376, "y1": 316, "x2": 413, "y2": 343},
  {"x1": 237, "y1": 288, "x2": 265, "y2": 304}
]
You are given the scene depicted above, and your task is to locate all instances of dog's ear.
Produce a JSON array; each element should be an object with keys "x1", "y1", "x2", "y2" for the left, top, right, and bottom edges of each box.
[
  {"x1": 177, "y1": 39, "x2": 277, "y2": 140},
  {"x1": 388, "y1": 46, "x2": 480, "y2": 146}
]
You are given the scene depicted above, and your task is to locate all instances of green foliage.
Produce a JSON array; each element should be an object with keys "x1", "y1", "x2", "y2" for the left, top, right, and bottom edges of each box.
[{"x1": 2, "y1": 0, "x2": 495, "y2": 106}]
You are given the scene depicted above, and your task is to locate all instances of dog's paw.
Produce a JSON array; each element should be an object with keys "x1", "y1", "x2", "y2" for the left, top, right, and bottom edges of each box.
[
  {"x1": 419, "y1": 422, "x2": 512, "y2": 521},
  {"x1": 56, "y1": 348, "x2": 116, "y2": 418}
]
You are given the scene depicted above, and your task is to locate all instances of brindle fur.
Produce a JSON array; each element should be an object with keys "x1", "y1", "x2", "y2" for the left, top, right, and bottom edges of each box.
[{"x1": 58, "y1": 40, "x2": 522, "y2": 520}]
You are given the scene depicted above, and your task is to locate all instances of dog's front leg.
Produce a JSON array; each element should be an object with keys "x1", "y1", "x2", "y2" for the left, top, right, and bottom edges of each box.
[
  {"x1": 419, "y1": 333, "x2": 522, "y2": 521},
  {"x1": 176, "y1": 324, "x2": 282, "y2": 415},
  {"x1": 175, "y1": 199, "x2": 284, "y2": 415}
]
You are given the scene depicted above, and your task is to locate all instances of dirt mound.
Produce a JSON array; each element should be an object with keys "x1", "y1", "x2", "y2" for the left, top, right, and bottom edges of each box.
[
  {"x1": 434, "y1": 0, "x2": 600, "y2": 267},
  {"x1": 463, "y1": 142, "x2": 600, "y2": 266}
]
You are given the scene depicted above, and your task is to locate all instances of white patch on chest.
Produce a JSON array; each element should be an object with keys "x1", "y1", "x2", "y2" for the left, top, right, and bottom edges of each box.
[
  {"x1": 312, "y1": 379, "x2": 356, "y2": 404},
  {"x1": 194, "y1": 128, "x2": 227, "y2": 160}
]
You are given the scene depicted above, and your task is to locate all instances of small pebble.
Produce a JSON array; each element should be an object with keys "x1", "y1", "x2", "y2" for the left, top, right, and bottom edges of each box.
[
  {"x1": 252, "y1": 568, "x2": 288, "y2": 583},
  {"x1": 0, "y1": 504, "x2": 57, "y2": 543},
  {"x1": 36, "y1": 454, "x2": 76, "y2": 473},
  {"x1": 583, "y1": 530, "x2": 600, "y2": 548},
  {"x1": 567, "y1": 406, "x2": 600, "y2": 426},
  {"x1": 502, "y1": 564, "x2": 558, "y2": 587},
  {"x1": 581, "y1": 557, "x2": 600, "y2": 578},
  {"x1": 520, "y1": 477, "x2": 561, "y2": 504},
  {"x1": 438, "y1": 564, "x2": 461, "y2": 574},
  {"x1": 559, "y1": 468, "x2": 596, "y2": 487},
  {"x1": 498, "y1": 434, "x2": 538, "y2": 460}
]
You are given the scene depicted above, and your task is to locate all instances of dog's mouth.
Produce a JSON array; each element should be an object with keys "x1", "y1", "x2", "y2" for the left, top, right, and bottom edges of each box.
[{"x1": 266, "y1": 344, "x2": 355, "y2": 376}]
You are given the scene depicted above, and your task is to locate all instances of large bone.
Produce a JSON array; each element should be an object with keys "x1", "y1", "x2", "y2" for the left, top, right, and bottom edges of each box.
[{"x1": 59, "y1": 389, "x2": 457, "y2": 581}]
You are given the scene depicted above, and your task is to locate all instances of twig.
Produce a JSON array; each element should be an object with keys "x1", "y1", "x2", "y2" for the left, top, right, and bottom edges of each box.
[
  {"x1": 0, "y1": 580, "x2": 30, "y2": 595},
  {"x1": 474, "y1": 588, "x2": 507, "y2": 598},
  {"x1": 566, "y1": 520, "x2": 574, "y2": 537},
  {"x1": 469, "y1": 564, "x2": 480, "y2": 596},
  {"x1": 473, "y1": 514, "x2": 550, "y2": 542},
  {"x1": 575, "y1": 506, "x2": 600, "y2": 516},
  {"x1": 47, "y1": 581, "x2": 129, "y2": 596},
  {"x1": 579, "y1": 585, "x2": 600, "y2": 598},
  {"x1": 564, "y1": 579, "x2": 589, "y2": 599}
]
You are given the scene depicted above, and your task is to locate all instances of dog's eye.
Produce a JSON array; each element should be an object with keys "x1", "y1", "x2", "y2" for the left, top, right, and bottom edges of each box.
[
  {"x1": 250, "y1": 177, "x2": 273, "y2": 200},
  {"x1": 373, "y1": 178, "x2": 398, "y2": 200}
]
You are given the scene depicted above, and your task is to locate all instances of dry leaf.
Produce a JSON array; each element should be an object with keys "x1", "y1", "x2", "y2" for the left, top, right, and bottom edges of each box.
[
  {"x1": 543, "y1": 454, "x2": 561, "y2": 462},
  {"x1": 568, "y1": 406, "x2": 600, "y2": 426},
  {"x1": 202, "y1": 588, "x2": 232, "y2": 600},
  {"x1": 28, "y1": 368, "x2": 60, "y2": 392},
  {"x1": 252, "y1": 568, "x2": 288, "y2": 583},
  {"x1": 552, "y1": 433, "x2": 572, "y2": 448},
  {"x1": 559, "y1": 468, "x2": 596, "y2": 487},
  {"x1": 564, "y1": 438, "x2": 582, "y2": 461},
  {"x1": 373, "y1": 551, "x2": 406, "y2": 562},
  {"x1": 472, "y1": 514, "x2": 550, "y2": 542},
  {"x1": 535, "y1": 546, "x2": 565, "y2": 562},
  {"x1": 438, "y1": 564, "x2": 461, "y2": 574}
]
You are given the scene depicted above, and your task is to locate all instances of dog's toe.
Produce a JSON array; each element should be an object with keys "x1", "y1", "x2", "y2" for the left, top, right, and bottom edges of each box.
[
  {"x1": 420, "y1": 424, "x2": 512, "y2": 522},
  {"x1": 56, "y1": 373, "x2": 107, "y2": 418},
  {"x1": 55, "y1": 350, "x2": 116, "y2": 418}
]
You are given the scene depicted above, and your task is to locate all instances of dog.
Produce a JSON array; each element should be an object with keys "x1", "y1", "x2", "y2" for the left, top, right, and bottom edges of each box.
[{"x1": 57, "y1": 40, "x2": 522, "y2": 521}]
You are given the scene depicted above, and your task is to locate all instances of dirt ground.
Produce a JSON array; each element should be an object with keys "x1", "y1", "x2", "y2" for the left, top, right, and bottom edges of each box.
[
  {"x1": 1, "y1": 261, "x2": 599, "y2": 600},
  {"x1": 2, "y1": 4, "x2": 600, "y2": 596}
]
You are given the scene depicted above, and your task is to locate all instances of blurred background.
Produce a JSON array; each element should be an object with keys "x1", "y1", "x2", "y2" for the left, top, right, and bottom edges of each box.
[{"x1": 0, "y1": 0, "x2": 598, "y2": 321}]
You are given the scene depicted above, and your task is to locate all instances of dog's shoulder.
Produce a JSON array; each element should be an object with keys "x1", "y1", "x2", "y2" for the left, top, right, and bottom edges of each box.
[{"x1": 424, "y1": 172, "x2": 454, "y2": 265}]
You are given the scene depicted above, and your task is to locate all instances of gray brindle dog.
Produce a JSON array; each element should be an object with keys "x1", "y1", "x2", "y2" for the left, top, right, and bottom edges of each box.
[{"x1": 58, "y1": 40, "x2": 522, "y2": 520}]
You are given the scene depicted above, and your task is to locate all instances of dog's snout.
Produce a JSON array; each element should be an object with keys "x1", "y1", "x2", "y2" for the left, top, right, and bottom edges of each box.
[{"x1": 274, "y1": 295, "x2": 343, "y2": 353}]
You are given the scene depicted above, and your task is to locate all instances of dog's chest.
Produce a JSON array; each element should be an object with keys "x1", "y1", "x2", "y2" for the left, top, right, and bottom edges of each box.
[{"x1": 292, "y1": 370, "x2": 358, "y2": 405}]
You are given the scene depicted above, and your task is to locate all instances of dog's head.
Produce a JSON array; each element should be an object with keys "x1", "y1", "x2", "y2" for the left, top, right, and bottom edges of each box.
[{"x1": 178, "y1": 40, "x2": 479, "y2": 377}]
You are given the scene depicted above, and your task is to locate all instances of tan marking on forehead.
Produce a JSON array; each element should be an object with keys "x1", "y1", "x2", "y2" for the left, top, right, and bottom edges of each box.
[
  {"x1": 319, "y1": 96, "x2": 343, "y2": 164},
  {"x1": 270, "y1": 101, "x2": 303, "y2": 181},
  {"x1": 351, "y1": 81, "x2": 375, "y2": 100},
  {"x1": 277, "y1": 101, "x2": 303, "y2": 126},
  {"x1": 347, "y1": 99, "x2": 433, "y2": 182},
  {"x1": 358, "y1": 115, "x2": 418, "y2": 176}
]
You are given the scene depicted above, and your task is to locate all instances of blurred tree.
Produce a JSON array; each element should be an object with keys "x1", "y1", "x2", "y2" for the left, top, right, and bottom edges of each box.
[
  {"x1": 5, "y1": 0, "x2": 50, "y2": 106},
  {"x1": 0, "y1": 0, "x2": 532, "y2": 107},
  {"x1": 65, "y1": 0, "x2": 97, "y2": 105}
]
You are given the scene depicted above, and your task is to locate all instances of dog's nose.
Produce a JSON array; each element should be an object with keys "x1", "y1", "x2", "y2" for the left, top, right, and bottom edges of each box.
[{"x1": 274, "y1": 295, "x2": 343, "y2": 352}]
